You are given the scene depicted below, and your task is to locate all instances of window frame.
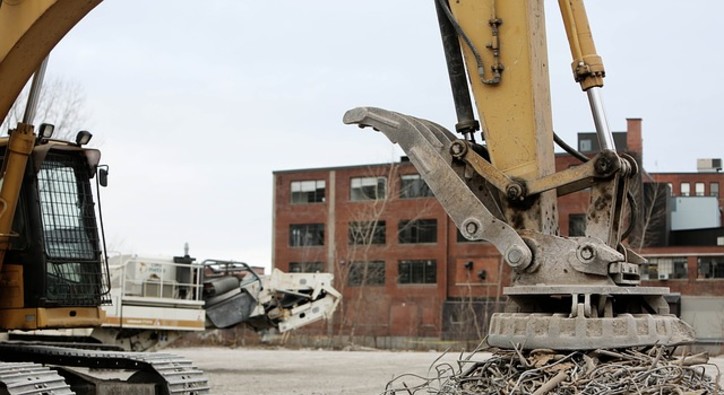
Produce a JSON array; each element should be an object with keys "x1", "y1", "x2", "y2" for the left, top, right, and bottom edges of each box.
[
  {"x1": 698, "y1": 256, "x2": 724, "y2": 279},
  {"x1": 290, "y1": 179, "x2": 326, "y2": 204},
  {"x1": 288, "y1": 223, "x2": 325, "y2": 247},
  {"x1": 647, "y1": 257, "x2": 688, "y2": 280},
  {"x1": 399, "y1": 174, "x2": 433, "y2": 199},
  {"x1": 348, "y1": 220, "x2": 386, "y2": 245},
  {"x1": 397, "y1": 259, "x2": 437, "y2": 284},
  {"x1": 579, "y1": 139, "x2": 592, "y2": 152},
  {"x1": 347, "y1": 261, "x2": 386, "y2": 286},
  {"x1": 398, "y1": 219, "x2": 437, "y2": 244},
  {"x1": 681, "y1": 182, "x2": 690, "y2": 197},
  {"x1": 350, "y1": 176, "x2": 387, "y2": 201},
  {"x1": 695, "y1": 182, "x2": 705, "y2": 197}
]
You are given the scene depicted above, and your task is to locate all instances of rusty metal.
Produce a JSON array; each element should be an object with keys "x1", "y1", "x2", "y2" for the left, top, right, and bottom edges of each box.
[
  {"x1": 525, "y1": 151, "x2": 618, "y2": 196},
  {"x1": 381, "y1": 344, "x2": 723, "y2": 394}
]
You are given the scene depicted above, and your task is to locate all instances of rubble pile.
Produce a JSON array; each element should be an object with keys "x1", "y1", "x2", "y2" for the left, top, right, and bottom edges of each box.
[{"x1": 382, "y1": 344, "x2": 723, "y2": 394}]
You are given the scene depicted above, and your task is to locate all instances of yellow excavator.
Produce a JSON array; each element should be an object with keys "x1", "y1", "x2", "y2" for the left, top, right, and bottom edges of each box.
[{"x1": 0, "y1": 2, "x2": 340, "y2": 394}]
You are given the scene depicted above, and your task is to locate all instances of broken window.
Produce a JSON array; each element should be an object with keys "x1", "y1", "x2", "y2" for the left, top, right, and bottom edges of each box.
[
  {"x1": 400, "y1": 174, "x2": 433, "y2": 198},
  {"x1": 398, "y1": 219, "x2": 437, "y2": 244},
  {"x1": 348, "y1": 221, "x2": 386, "y2": 245},
  {"x1": 398, "y1": 259, "x2": 436, "y2": 284},
  {"x1": 289, "y1": 223, "x2": 324, "y2": 247},
  {"x1": 289, "y1": 261, "x2": 324, "y2": 273},
  {"x1": 291, "y1": 180, "x2": 325, "y2": 203},
  {"x1": 648, "y1": 257, "x2": 688, "y2": 280},
  {"x1": 639, "y1": 262, "x2": 658, "y2": 281},
  {"x1": 348, "y1": 261, "x2": 385, "y2": 286},
  {"x1": 698, "y1": 256, "x2": 724, "y2": 279},
  {"x1": 350, "y1": 176, "x2": 386, "y2": 201}
]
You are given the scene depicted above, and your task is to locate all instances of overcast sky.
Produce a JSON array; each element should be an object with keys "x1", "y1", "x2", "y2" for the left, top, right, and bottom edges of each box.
[{"x1": 43, "y1": 1, "x2": 723, "y2": 269}]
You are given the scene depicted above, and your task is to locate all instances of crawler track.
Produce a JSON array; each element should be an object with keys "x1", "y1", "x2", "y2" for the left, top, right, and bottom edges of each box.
[
  {"x1": 0, "y1": 362, "x2": 73, "y2": 395},
  {"x1": 0, "y1": 342, "x2": 209, "y2": 394}
]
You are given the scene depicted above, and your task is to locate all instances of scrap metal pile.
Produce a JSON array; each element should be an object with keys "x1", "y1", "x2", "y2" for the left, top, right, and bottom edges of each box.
[{"x1": 382, "y1": 344, "x2": 723, "y2": 395}]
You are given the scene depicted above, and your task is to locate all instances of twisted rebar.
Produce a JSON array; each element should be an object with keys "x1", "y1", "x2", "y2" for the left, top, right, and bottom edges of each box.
[{"x1": 381, "y1": 344, "x2": 723, "y2": 395}]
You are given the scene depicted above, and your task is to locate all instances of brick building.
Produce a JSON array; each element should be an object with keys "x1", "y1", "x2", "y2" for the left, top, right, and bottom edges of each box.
[{"x1": 272, "y1": 119, "x2": 724, "y2": 349}]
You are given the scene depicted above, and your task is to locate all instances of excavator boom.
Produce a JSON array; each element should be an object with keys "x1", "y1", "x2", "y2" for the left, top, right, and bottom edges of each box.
[
  {"x1": 0, "y1": 0, "x2": 101, "y2": 120},
  {"x1": 346, "y1": 0, "x2": 695, "y2": 350}
]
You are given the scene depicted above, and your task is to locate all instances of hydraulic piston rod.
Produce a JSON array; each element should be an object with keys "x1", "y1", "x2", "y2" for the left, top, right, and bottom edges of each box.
[{"x1": 587, "y1": 87, "x2": 615, "y2": 151}]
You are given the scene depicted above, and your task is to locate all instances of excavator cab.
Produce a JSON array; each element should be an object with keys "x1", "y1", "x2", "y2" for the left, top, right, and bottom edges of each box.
[{"x1": 0, "y1": 131, "x2": 108, "y2": 330}]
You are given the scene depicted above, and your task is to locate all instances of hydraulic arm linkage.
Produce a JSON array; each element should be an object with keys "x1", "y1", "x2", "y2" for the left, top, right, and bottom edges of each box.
[{"x1": 345, "y1": 0, "x2": 694, "y2": 350}]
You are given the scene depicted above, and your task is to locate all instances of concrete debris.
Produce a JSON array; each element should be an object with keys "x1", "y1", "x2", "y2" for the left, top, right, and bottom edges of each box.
[{"x1": 382, "y1": 344, "x2": 723, "y2": 394}]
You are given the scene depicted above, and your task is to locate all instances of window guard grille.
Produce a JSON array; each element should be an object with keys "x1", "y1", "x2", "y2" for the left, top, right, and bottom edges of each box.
[{"x1": 39, "y1": 151, "x2": 108, "y2": 305}]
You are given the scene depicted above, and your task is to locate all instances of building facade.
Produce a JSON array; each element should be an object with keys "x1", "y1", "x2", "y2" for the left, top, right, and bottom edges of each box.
[
  {"x1": 273, "y1": 161, "x2": 504, "y2": 341},
  {"x1": 272, "y1": 119, "x2": 724, "y2": 349}
]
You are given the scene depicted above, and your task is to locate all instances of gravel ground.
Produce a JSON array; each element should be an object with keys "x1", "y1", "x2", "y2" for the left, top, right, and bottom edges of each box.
[
  {"x1": 170, "y1": 347, "x2": 723, "y2": 395},
  {"x1": 172, "y1": 347, "x2": 459, "y2": 394}
]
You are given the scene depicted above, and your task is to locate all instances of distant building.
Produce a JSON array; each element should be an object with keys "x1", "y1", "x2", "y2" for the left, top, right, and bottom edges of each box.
[{"x1": 272, "y1": 118, "x2": 724, "y2": 351}]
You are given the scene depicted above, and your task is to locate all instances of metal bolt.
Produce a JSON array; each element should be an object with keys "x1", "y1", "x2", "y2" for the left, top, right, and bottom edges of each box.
[
  {"x1": 595, "y1": 157, "x2": 611, "y2": 174},
  {"x1": 450, "y1": 140, "x2": 467, "y2": 158},
  {"x1": 580, "y1": 245, "x2": 595, "y2": 261},
  {"x1": 464, "y1": 221, "x2": 478, "y2": 236},
  {"x1": 504, "y1": 244, "x2": 532, "y2": 271},
  {"x1": 507, "y1": 248, "x2": 523, "y2": 265},
  {"x1": 506, "y1": 183, "x2": 524, "y2": 201}
]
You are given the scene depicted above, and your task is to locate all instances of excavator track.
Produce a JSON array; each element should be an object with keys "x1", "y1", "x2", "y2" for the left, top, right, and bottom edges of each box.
[
  {"x1": 0, "y1": 342, "x2": 209, "y2": 394},
  {"x1": 0, "y1": 362, "x2": 73, "y2": 395}
]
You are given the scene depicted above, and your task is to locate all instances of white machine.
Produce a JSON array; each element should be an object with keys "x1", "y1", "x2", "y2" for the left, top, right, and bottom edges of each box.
[{"x1": 22, "y1": 253, "x2": 341, "y2": 351}]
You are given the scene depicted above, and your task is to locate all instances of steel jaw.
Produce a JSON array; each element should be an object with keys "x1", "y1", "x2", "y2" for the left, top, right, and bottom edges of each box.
[{"x1": 343, "y1": 106, "x2": 533, "y2": 271}]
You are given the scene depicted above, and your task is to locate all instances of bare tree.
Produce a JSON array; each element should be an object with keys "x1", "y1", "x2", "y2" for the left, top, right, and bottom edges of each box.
[
  {"x1": 627, "y1": 175, "x2": 670, "y2": 250},
  {"x1": 1, "y1": 76, "x2": 88, "y2": 140},
  {"x1": 334, "y1": 163, "x2": 396, "y2": 343},
  {"x1": 454, "y1": 270, "x2": 486, "y2": 340},
  {"x1": 444, "y1": 253, "x2": 504, "y2": 343},
  {"x1": 333, "y1": 162, "x2": 436, "y2": 344}
]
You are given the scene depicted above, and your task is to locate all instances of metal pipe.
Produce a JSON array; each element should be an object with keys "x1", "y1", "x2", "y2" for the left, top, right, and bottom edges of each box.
[
  {"x1": 434, "y1": 0, "x2": 480, "y2": 139},
  {"x1": 586, "y1": 87, "x2": 616, "y2": 151},
  {"x1": 22, "y1": 56, "x2": 49, "y2": 125}
]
